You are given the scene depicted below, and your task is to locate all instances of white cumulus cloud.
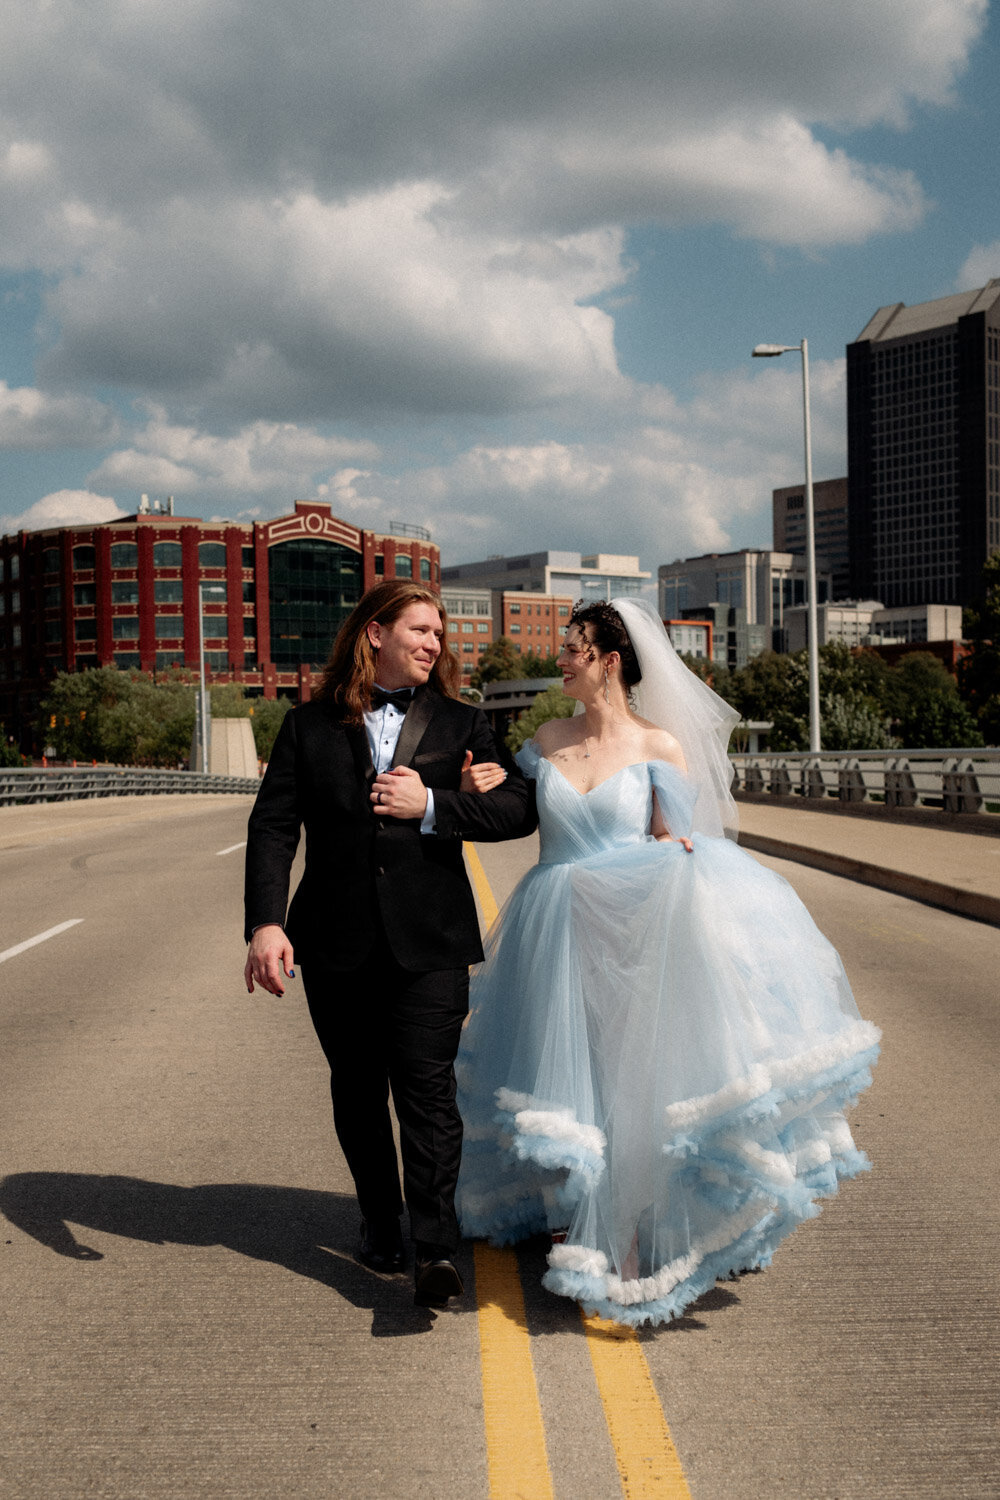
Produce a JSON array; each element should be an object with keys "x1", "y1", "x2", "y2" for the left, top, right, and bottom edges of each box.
[
  {"x1": 311, "y1": 357, "x2": 848, "y2": 570},
  {"x1": 0, "y1": 382, "x2": 116, "y2": 450},
  {"x1": 1, "y1": 489, "x2": 126, "y2": 537},
  {"x1": 957, "y1": 242, "x2": 1000, "y2": 289},
  {"x1": 0, "y1": 0, "x2": 986, "y2": 424},
  {"x1": 88, "y1": 410, "x2": 382, "y2": 505}
]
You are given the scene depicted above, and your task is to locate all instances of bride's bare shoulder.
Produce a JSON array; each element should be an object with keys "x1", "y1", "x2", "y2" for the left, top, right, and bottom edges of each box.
[
  {"x1": 534, "y1": 716, "x2": 577, "y2": 752},
  {"x1": 635, "y1": 719, "x2": 686, "y2": 771}
]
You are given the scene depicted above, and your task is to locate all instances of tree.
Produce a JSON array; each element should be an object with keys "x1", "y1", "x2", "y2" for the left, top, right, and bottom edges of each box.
[
  {"x1": 723, "y1": 643, "x2": 898, "y2": 751},
  {"x1": 505, "y1": 686, "x2": 576, "y2": 753},
  {"x1": 40, "y1": 666, "x2": 197, "y2": 765},
  {"x1": 883, "y1": 652, "x2": 982, "y2": 749},
  {"x1": 246, "y1": 697, "x2": 292, "y2": 761},
  {"x1": 724, "y1": 650, "x2": 809, "y2": 751},
  {"x1": 0, "y1": 728, "x2": 24, "y2": 766},
  {"x1": 960, "y1": 551, "x2": 1000, "y2": 743},
  {"x1": 677, "y1": 654, "x2": 735, "y2": 698},
  {"x1": 520, "y1": 650, "x2": 561, "y2": 678},
  {"x1": 37, "y1": 667, "x2": 292, "y2": 766},
  {"x1": 470, "y1": 637, "x2": 526, "y2": 687}
]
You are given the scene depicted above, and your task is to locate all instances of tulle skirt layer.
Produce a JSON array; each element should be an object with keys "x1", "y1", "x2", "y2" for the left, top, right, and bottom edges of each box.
[{"x1": 456, "y1": 835, "x2": 880, "y2": 1327}]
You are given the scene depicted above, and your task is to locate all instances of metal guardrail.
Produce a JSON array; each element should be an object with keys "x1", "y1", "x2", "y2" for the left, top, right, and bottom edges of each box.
[
  {"x1": 730, "y1": 749, "x2": 1000, "y2": 816},
  {"x1": 6, "y1": 754, "x2": 998, "y2": 815},
  {"x1": 0, "y1": 766, "x2": 260, "y2": 806}
]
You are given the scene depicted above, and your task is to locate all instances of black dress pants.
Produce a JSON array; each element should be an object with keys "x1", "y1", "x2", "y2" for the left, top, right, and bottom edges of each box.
[{"x1": 302, "y1": 951, "x2": 469, "y2": 1252}]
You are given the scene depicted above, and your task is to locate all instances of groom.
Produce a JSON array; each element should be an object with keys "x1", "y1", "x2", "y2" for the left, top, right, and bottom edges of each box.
[{"x1": 244, "y1": 579, "x2": 534, "y2": 1308}]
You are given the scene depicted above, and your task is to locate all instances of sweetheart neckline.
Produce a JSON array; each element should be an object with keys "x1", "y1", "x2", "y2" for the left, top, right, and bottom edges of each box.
[{"x1": 536, "y1": 755, "x2": 678, "y2": 798}]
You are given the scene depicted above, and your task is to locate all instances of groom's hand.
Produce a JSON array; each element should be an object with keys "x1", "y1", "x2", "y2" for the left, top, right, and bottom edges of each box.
[
  {"x1": 245, "y1": 924, "x2": 296, "y2": 996},
  {"x1": 371, "y1": 766, "x2": 428, "y2": 819}
]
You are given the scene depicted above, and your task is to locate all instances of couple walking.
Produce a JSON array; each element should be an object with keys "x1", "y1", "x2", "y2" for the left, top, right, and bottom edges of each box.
[{"x1": 244, "y1": 580, "x2": 879, "y2": 1325}]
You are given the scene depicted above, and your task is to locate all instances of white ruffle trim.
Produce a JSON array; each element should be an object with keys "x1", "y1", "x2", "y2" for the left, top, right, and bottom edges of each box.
[
  {"x1": 496, "y1": 1088, "x2": 607, "y2": 1157},
  {"x1": 548, "y1": 1200, "x2": 768, "y2": 1305},
  {"x1": 661, "y1": 1020, "x2": 880, "y2": 1134},
  {"x1": 548, "y1": 1243, "x2": 609, "y2": 1276}
]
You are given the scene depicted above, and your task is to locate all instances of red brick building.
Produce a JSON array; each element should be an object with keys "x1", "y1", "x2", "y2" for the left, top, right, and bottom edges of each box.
[
  {"x1": 496, "y1": 591, "x2": 572, "y2": 657},
  {"x1": 0, "y1": 500, "x2": 439, "y2": 741},
  {"x1": 440, "y1": 586, "x2": 495, "y2": 687}
]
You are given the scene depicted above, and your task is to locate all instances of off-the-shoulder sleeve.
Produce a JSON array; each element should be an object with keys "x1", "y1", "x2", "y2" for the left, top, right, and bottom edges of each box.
[
  {"x1": 515, "y1": 739, "x2": 542, "y2": 780},
  {"x1": 650, "y1": 760, "x2": 697, "y2": 838}
]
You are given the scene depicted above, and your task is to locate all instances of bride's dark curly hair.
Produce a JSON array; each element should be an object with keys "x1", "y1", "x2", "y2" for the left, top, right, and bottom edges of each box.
[{"x1": 568, "y1": 600, "x2": 642, "y2": 687}]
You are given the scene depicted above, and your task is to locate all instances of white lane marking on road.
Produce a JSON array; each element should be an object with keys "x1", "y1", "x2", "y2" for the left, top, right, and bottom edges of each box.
[
  {"x1": 216, "y1": 842, "x2": 247, "y2": 856},
  {"x1": 0, "y1": 919, "x2": 85, "y2": 965}
]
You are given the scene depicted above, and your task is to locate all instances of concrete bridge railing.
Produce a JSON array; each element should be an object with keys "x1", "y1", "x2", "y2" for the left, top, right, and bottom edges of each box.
[{"x1": 730, "y1": 750, "x2": 999, "y2": 817}]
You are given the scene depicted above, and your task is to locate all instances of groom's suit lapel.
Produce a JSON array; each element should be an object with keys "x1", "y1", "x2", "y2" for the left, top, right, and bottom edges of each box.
[{"x1": 391, "y1": 685, "x2": 435, "y2": 769}]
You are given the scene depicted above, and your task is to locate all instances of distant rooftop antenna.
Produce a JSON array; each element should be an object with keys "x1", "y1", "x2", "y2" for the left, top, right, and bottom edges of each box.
[{"x1": 138, "y1": 493, "x2": 175, "y2": 515}]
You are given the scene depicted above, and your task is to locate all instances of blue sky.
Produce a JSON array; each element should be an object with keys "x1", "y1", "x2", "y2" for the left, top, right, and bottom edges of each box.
[{"x1": 2, "y1": 0, "x2": 998, "y2": 579}]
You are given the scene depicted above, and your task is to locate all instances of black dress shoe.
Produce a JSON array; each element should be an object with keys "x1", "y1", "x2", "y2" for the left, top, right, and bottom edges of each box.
[
  {"x1": 413, "y1": 1254, "x2": 464, "y2": 1308},
  {"x1": 357, "y1": 1218, "x2": 405, "y2": 1273}
]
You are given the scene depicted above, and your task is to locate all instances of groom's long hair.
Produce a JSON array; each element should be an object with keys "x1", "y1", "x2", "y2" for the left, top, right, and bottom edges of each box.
[{"x1": 314, "y1": 579, "x2": 460, "y2": 722}]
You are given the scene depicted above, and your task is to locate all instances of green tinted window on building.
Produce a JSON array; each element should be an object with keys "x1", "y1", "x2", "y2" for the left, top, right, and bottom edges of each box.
[
  {"x1": 268, "y1": 539, "x2": 362, "y2": 669},
  {"x1": 154, "y1": 542, "x2": 183, "y2": 567}
]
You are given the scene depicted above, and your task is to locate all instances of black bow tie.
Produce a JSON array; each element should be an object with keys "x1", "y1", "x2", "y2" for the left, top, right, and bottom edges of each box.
[{"x1": 372, "y1": 686, "x2": 413, "y2": 712}]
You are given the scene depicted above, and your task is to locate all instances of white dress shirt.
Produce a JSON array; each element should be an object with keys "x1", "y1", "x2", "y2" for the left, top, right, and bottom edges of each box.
[{"x1": 364, "y1": 689, "x2": 437, "y2": 833}]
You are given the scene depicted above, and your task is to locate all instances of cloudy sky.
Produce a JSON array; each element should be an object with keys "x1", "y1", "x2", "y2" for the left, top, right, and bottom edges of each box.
[{"x1": 2, "y1": 0, "x2": 998, "y2": 577}]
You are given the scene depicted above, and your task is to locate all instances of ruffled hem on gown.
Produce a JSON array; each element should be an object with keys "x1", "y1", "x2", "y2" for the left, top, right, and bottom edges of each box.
[{"x1": 456, "y1": 745, "x2": 880, "y2": 1327}]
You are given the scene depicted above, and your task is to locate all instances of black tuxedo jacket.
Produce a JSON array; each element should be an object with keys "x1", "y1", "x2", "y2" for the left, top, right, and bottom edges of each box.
[{"x1": 243, "y1": 686, "x2": 536, "y2": 971}]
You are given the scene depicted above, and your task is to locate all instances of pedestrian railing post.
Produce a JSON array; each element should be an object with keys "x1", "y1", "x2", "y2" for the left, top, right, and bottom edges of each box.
[
  {"x1": 838, "y1": 759, "x2": 867, "y2": 803},
  {"x1": 942, "y1": 757, "x2": 983, "y2": 814}
]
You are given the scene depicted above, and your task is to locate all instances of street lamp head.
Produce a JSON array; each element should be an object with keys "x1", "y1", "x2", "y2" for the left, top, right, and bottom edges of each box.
[{"x1": 752, "y1": 343, "x2": 795, "y2": 357}]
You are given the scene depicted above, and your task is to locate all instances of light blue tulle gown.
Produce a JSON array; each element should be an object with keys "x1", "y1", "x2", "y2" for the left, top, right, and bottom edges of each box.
[{"x1": 456, "y1": 741, "x2": 880, "y2": 1327}]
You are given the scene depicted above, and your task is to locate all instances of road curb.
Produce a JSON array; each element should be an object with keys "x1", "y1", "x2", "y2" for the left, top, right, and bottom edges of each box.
[{"x1": 738, "y1": 832, "x2": 1000, "y2": 930}]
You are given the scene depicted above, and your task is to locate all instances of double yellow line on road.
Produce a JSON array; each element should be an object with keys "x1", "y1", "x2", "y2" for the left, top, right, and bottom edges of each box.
[{"x1": 464, "y1": 845, "x2": 692, "y2": 1499}]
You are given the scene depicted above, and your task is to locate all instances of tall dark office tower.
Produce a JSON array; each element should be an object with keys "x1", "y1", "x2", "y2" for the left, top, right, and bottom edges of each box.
[{"x1": 847, "y1": 278, "x2": 1000, "y2": 608}]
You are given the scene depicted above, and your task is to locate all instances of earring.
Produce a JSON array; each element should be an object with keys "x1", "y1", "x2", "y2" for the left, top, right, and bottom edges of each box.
[{"x1": 603, "y1": 668, "x2": 610, "y2": 704}]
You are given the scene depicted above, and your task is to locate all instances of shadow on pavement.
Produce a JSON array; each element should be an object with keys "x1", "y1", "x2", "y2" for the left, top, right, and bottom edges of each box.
[{"x1": 0, "y1": 1171, "x2": 441, "y2": 1338}]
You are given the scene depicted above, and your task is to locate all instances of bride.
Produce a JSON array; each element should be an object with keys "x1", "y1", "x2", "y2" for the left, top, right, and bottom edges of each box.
[{"x1": 456, "y1": 596, "x2": 880, "y2": 1327}]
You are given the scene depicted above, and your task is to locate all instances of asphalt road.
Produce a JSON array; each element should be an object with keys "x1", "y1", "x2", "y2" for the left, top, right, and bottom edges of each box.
[{"x1": 1, "y1": 796, "x2": 998, "y2": 1499}]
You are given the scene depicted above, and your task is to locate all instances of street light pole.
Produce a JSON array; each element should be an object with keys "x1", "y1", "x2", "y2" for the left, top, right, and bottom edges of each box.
[
  {"x1": 752, "y1": 339, "x2": 821, "y2": 753},
  {"x1": 197, "y1": 583, "x2": 209, "y2": 774}
]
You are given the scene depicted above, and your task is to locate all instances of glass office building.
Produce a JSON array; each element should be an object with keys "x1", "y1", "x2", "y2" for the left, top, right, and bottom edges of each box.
[{"x1": 847, "y1": 279, "x2": 1000, "y2": 609}]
